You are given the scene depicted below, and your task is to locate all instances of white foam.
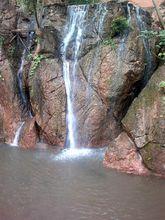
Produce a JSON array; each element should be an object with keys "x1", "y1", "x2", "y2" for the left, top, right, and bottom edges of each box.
[{"x1": 54, "y1": 148, "x2": 92, "y2": 161}]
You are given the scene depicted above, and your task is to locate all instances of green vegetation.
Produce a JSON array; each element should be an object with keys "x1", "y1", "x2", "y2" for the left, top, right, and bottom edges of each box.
[
  {"x1": 159, "y1": 81, "x2": 165, "y2": 94},
  {"x1": 141, "y1": 30, "x2": 165, "y2": 60},
  {"x1": 16, "y1": 0, "x2": 37, "y2": 13},
  {"x1": 102, "y1": 38, "x2": 116, "y2": 49},
  {"x1": 159, "y1": 81, "x2": 165, "y2": 88},
  {"x1": 101, "y1": 16, "x2": 130, "y2": 49},
  {"x1": 68, "y1": 0, "x2": 99, "y2": 4},
  {"x1": 110, "y1": 16, "x2": 129, "y2": 37},
  {"x1": 30, "y1": 54, "x2": 45, "y2": 77},
  {"x1": 8, "y1": 45, "x2": 16, "y2": 57}
]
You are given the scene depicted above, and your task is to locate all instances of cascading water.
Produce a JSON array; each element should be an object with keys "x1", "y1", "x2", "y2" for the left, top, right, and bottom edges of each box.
[
  {"x1": 11, "y1": 122, "x2": 25, "y2": 147},
  {"x1": 17, "y1": 31, "x2": 34, "y2": 111},
  {"x1": 127, "y1": 3, "x2": 132, "y2": 24},
  {"x1": 135, "y1": 6, "x2": 153, "y2": 81},
  {"x1": 62, "y1": 5, "x2": 88, "y2": 149},
  {"x1": 117, "y1": 3, "x2": 132, "y2": 62}
]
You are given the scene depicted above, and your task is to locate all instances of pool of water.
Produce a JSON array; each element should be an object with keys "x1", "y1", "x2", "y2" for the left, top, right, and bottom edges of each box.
[{"x1": 0, "y1": 144, "x2": 165, "y2": 220}]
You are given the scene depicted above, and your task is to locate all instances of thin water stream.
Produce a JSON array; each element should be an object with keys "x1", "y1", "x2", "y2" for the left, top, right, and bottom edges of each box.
[{"x1": 0, "y1": 145, "x2": 165, "y2": 220}]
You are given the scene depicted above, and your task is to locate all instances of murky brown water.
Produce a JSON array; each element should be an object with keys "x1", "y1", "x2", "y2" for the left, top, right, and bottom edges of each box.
[{"x1": 0, "y1": 145, "x2": 165, "y2": 220}]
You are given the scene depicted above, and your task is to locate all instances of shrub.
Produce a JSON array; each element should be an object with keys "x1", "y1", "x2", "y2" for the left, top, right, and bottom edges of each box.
[
  {"x1": 102, "y1": 38, "x2": 116, "y2": 49},
  {"x1": 30, "y1": 54, "x2": 45, "y2": 77},
  {"x1": 16, "y1": 0, "x2": 37, "y2": 14},
  {"x1": 110, "y1": 16, "x2": 129, "y2": 37},
  {"x1": 159, "y1": 81, "x2": 165, "y2": 88},
  {"x1": 141, "y1": 30, "x2": 165, "y2": 60}
]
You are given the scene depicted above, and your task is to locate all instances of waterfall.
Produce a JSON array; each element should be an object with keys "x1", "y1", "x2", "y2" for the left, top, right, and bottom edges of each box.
[
  {"x1": 61, "y1": 4, "x2": 109, "y2": 148},
  {"x1": 17, "y1": 31, "x2": 34, "y2": 112},
  {"x1": 127, "y1": 3, "x2": 132, "y2": 24},
  {"x1": 11, "y1": 122, "x2": 25, "y2": 147},
  {"x1": 86, "y1": 4, "x2": 108, "y2": 100},
  {"x1": 62, "y1": 5, "x2": 88, "y2": 149}
]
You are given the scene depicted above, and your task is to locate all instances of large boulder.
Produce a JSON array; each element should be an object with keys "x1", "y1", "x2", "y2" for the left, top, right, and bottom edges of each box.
[
  {"x1": 104, "y1": 132, "x2": 148, "y2": 175},
  {"x1": 29, "y1": 59, "x2": 66, "y2": 146},
  {"x1": 122, "y1": 65, "x2": 165, "y2": 176}
]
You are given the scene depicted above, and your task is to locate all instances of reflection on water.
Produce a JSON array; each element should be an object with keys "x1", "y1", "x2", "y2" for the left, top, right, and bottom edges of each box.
[{"x1": 0, "y1": 144, "x2": 165, "y2": 220}]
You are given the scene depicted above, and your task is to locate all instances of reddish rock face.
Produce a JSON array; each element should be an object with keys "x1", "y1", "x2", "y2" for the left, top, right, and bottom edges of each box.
[
  {"x1": 19, "y1": 118, "x2": 37, "y2": 149},
  {"x1": 1, "y1": 1, "x2": 157, "y2": 150},
  {"x1": 29, "y1": 59, "x2": 66, "y2": 147},
  {"x1": 0, "y1": 48, "x2": 21, "y2": 144},
  {"x1": 122, "y1": 65, "x2": 165, "y2": 176},
  {"x1": 129, "y1": 0, "x2": 164, "y2": 8},
  {"x1": 104, "y1": 132, "x2": 148, "y2": 175}
]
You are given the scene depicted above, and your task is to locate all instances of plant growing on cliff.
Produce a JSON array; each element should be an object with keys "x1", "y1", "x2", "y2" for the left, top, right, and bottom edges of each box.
[
  {"x1": 101, "y1": 16, "x2": 130, "y2": 49},
  {"x1": 102, "y1": 38, "x2": 116, "y2": 49},
  {"x1": 141, "y1": 30, "x2": 165, "y2": 60},
  {"x1": 30, "y1": 54, "x2": 45, "y2": 77},
  {"x1": 159, "y1": 81, "x2": 165, "y2": 88},
  {"x1": 110, "y1": 16, "x2": 129, "y2": 37}
]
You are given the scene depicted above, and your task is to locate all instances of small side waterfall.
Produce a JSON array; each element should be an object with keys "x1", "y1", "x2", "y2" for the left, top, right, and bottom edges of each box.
[
  {"x1": 11, "y1": 122, "x2": 25, "y2": 147},
  {"x1": 11, "y1": 29, "x2": 34, "y2": 147},
  {"x1": 135, "y1": 6, "x2": 153, "y2": 81},
  {"x1": 62, "y1": 5, "x2": 88, "y2": 149},
  {"x1": 17, "y1": 31, "x2": 34, "y2": 110},
  {"x1": 127, "y1": 3, "x2": 132, "y2": 24}
]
